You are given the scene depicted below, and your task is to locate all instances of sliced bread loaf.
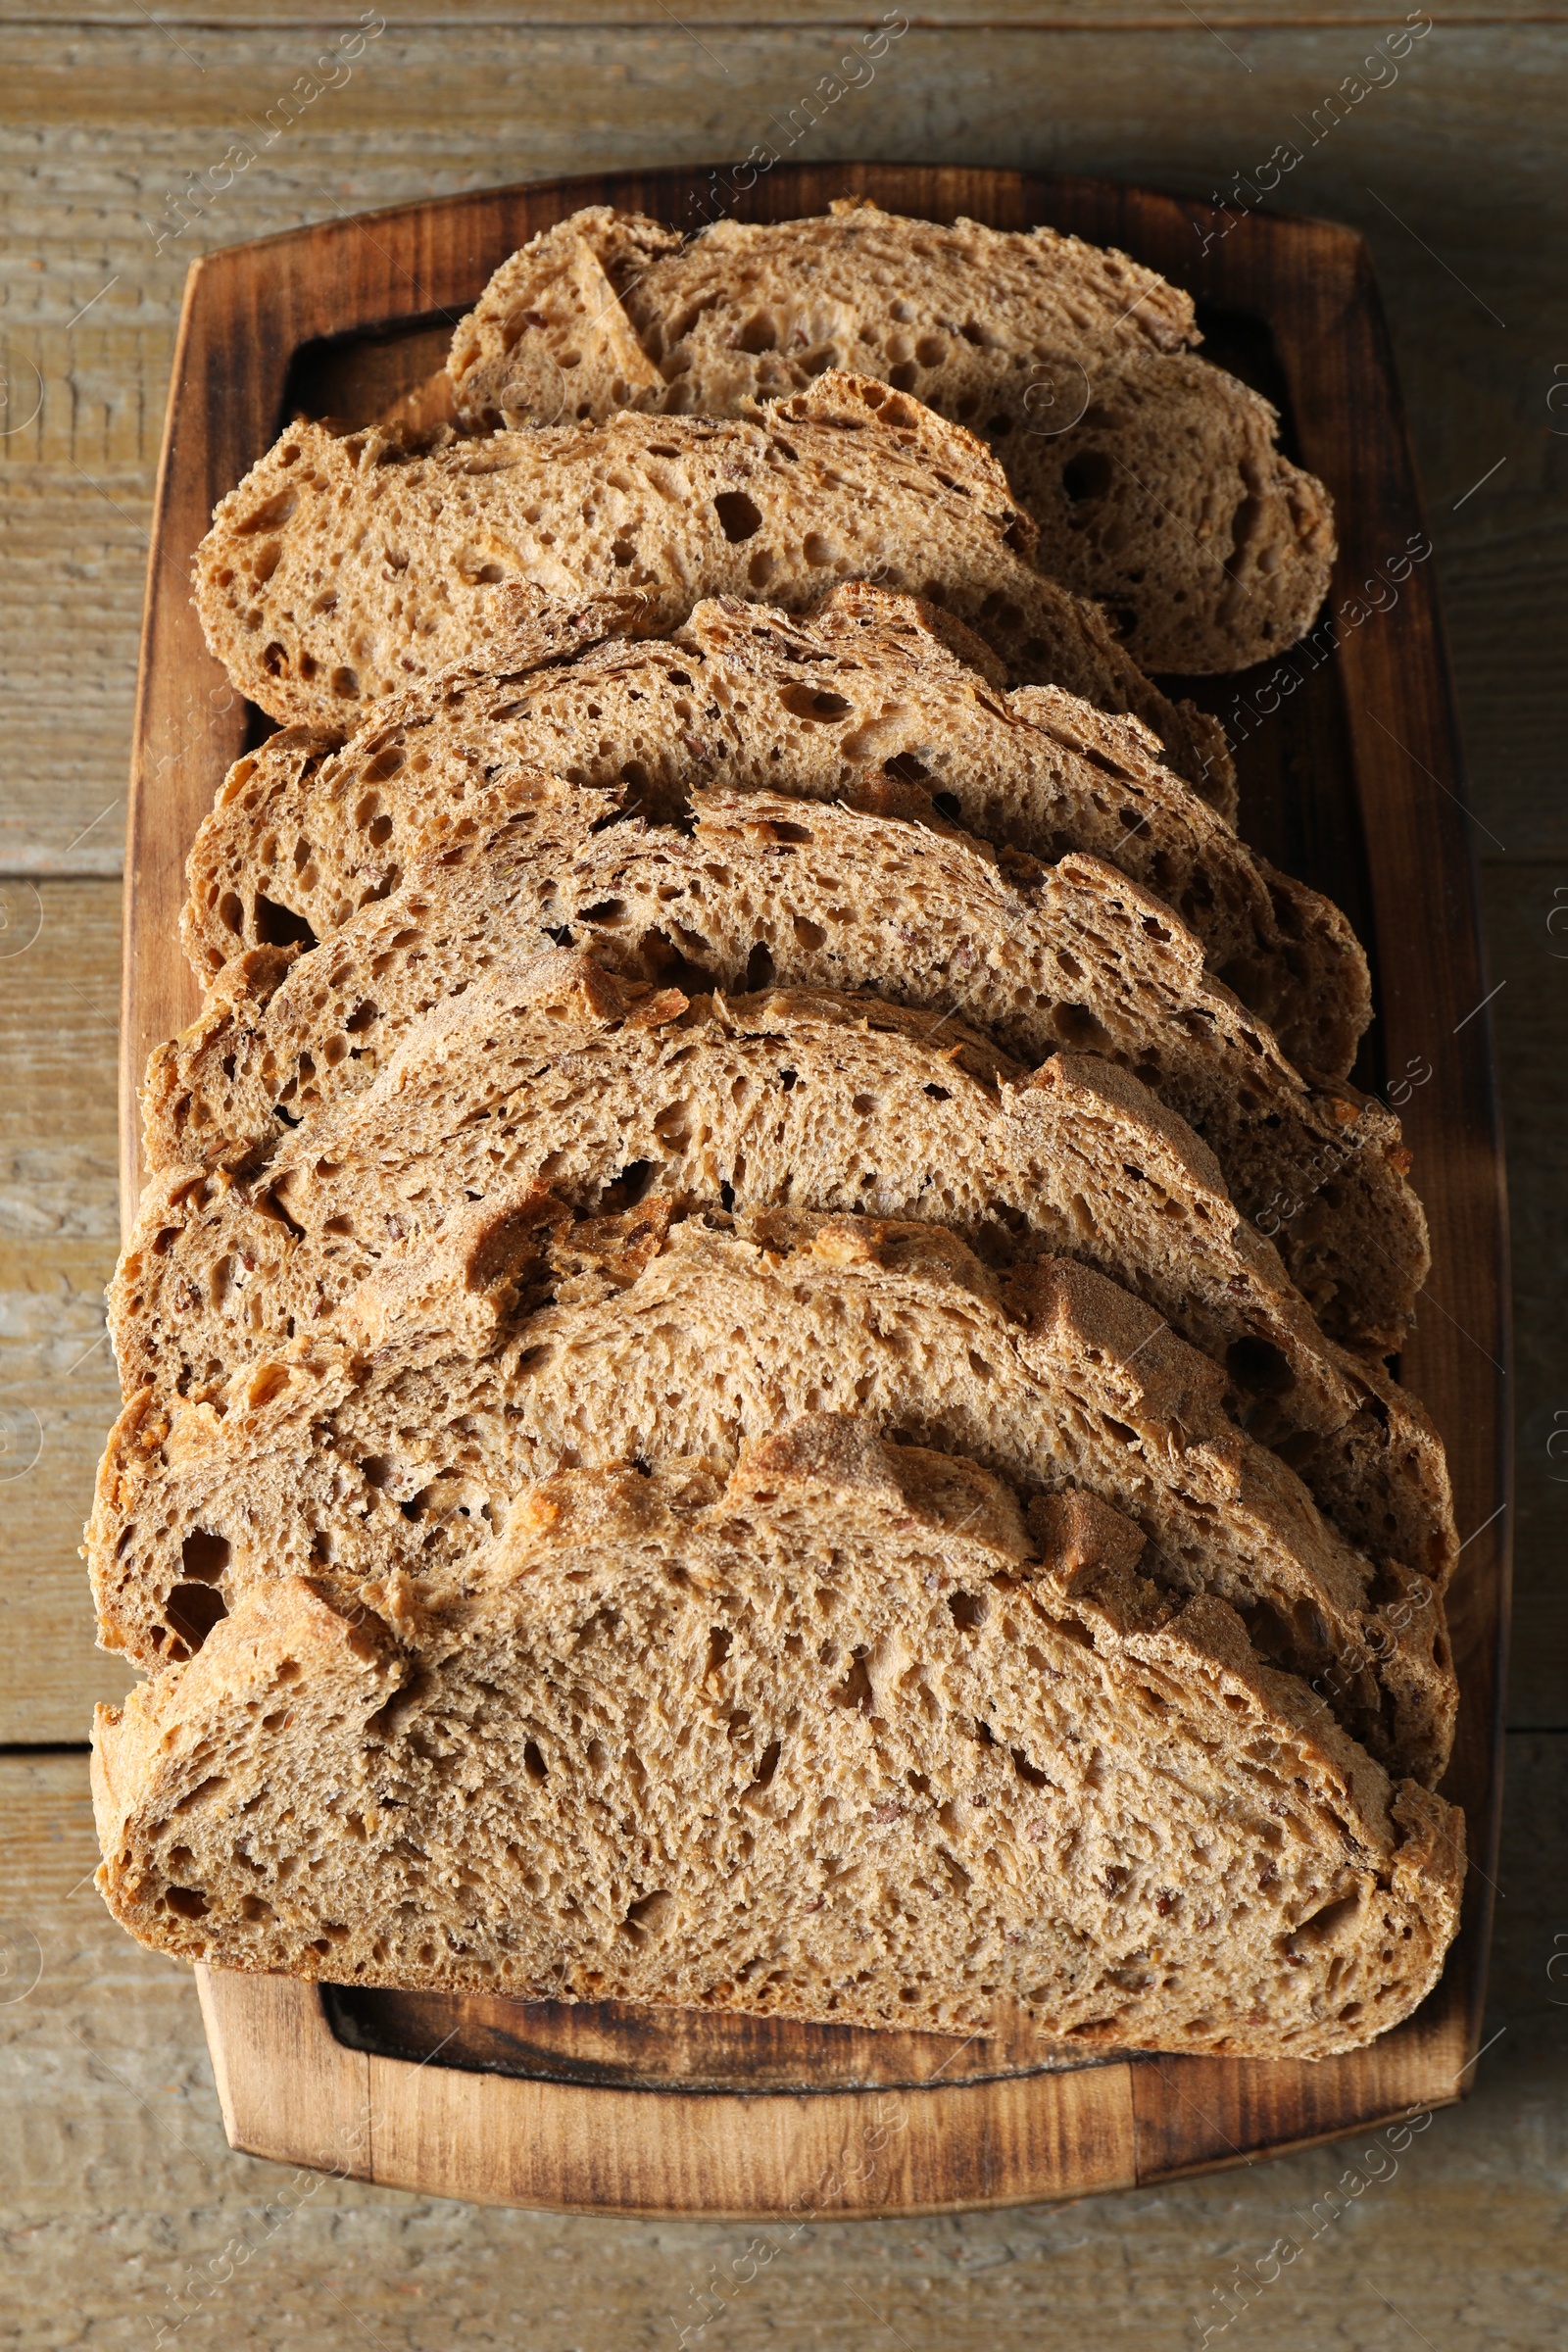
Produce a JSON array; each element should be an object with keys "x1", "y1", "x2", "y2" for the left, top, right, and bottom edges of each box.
[
  {"x1": 113, "y1": 956, "x2": 1455, "y2": 1618},
  {"x1": 180, "y1": 589, "x2": 1364, "y2": 1077},
  {"x1": 153, "y1": 765, "x2": 1420, "y2": 1353},
  {"x1": 191, "y1": 375, "x2": 1233, "y2": 810},
  {"x1": 88, "y1": 1210, "x2": 1453, "y2": 1784},
  {"x1": 92, "y1": 1412, "x2": 1460, "y2": 2056},
  {"x1": 444, "y1": 201, "x2": 1337, "y2": 676}
]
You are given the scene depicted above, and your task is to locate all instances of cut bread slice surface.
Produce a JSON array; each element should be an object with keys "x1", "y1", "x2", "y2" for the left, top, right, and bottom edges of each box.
[
  {"x1": 444, "y1": 201, "x2": 1337, "y2": 675},
  {"x1": 93, "y1": 1188, "x2": 1454, "y2": 1783},
  {"x1": 153, "y1": 759, "x2": 1423, "y2": 1355},
  {"x1": 190, "y1": 375, "x2": 1233, "y2": 811},
  {"x1": 181, "y1": 588, "x2": 1365, "y2": 1079},
  {"x1": 119, "y1": 952, "x2": 1454, "y2": 1601},
  {"x1": 447, "y1": 203, "x2": 674, "y2": 426},
  {"x1": 91, "y1": 1415, "x2": 1460, "y2": 2057},
  {"x1": 120, "y1": 945, "x2": 1428, "y2": 1502}
]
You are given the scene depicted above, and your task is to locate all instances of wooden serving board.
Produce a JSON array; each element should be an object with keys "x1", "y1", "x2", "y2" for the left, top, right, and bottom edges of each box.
[{"x1": 123, "y1": 163, "x2": 1510, "y2": 2218}]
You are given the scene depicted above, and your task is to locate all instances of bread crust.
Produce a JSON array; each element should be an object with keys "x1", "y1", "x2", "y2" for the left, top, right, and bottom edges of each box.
[
  {"x1": 118, "y1": 938, "x2": 1451, "y2": 1580},
  {"x1": 86, "y1": 206, "x2": 1463, "y2": 2068},
  {"x1": 178, "y1": 587, "x2": 1368, "y2": 1082}
]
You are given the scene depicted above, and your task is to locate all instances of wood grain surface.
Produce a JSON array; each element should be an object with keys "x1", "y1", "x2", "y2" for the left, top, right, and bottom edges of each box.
[
  {"x1": 2, "y1": 4, "x2": 1564, "y2": 2336},
  {"x1": 0, "y1": 880, "x2": 132, "y2": 1736},
  {"x1": 111, "y1": 158, "x2": 1505, "y2": 2216},
  {"x1": 6, "y1": 1740, "x2": 1563, "y2": 2346},
  {"x1": 0, "y1": 3, "x2": 1557, "y2": 24}
]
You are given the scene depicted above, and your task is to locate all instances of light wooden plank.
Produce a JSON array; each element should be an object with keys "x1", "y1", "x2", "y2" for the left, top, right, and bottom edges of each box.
[
  {"x1": 4, "y1": 4, "x2": 1563, "y2": 24},
  {"x1": 2, "y1": 22, "x2": 1566, "y2": 866},
  {"x1": 5, "y1": 1742, "x2": 1561, "y2": 2342},
  {"x1": 0, "y1": 878, "x2": 133, "y2": 1741}
]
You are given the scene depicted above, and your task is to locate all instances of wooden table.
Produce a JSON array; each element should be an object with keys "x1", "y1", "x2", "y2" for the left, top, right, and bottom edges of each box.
[{"x1": 2, "y1": 6, "x2": 1564, "y2": 2344}]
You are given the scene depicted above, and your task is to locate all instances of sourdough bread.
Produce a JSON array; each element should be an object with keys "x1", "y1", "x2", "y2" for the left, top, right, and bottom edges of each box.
[
  {"x1": 92, "y1": 205, "x2": 1458, "y2": 2063},
  {"x1": 190, "y1": 376, "x2": 1234, "y2": 810},
  {"x1": 91, "y1": 1415, "x2": 1460, "y2": 2055},
  {"x1": 152, "y1": 764, "x2": 1422, "y2": 1354},
  {"x1": 113, "y1": 956, "x2": 1456, "y2": 1664},
  {"x1": 88, "y1": 1210, "x2": 1453, "y2": 1783},
  {"x1": 444, "y1": 201, "x2": 1337, "y2": 675},
  {"x1": 180, "y1": 589, "x2": 1364, "y2": 1077}
]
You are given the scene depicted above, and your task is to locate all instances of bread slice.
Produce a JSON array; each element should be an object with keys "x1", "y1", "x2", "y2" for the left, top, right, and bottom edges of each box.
[
  {"x1": 91, "y1": 1412, "x2": 1461, "y2": 2056},
  {"x1": 444, "y1": 201, "x2": 1337, "y2": 675},
  {"x1": 112, "y1": 957, "x2": 1456, "y2": 1626},
  {"x1": 179, "y1": 588, "x2": 1364, "y2": 1079},
  {"x1": 153, "y1": 762, "x2": 1421, "y2": 1353},
  {"x1": 89, "y1": 1205, "x2": 1454, "y2": 1784},
  {"x1": 190, "y1": 374, "x2": 1234, "y2": 811},
  {"x1": 447, "y1": 203, "x2": 674, "y2": 424}
]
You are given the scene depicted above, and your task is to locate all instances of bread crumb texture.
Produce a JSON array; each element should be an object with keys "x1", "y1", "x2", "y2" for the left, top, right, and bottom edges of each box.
[
  {"x1": 91, "y1": 1198, "x2": 1455, "y2": 1788},
  {"x1": 444, "y1": 202, "x2": 1336, "y2": 675},
  {"x1": 191, "y1": 377, "x2": 1234, "y2": 811},
  {"x1": 89, "y1": 204, "x2": 1465, "y2": 2068},
  {"x1": 92, "y1": 1420, "x2": 1457, "y2": 2061},
  {"x1": 162, "y1": 591, "x2": 1408, "y2": 1341}
]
